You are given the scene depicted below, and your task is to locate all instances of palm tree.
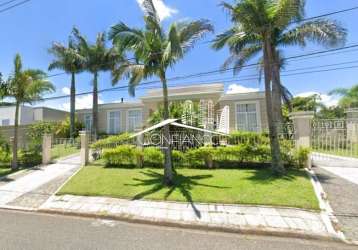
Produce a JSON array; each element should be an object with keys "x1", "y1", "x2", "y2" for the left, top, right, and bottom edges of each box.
[
  {"x1": 3, "y1": 54, "x2": 55, "y2": 170},
  {"x1": 213, "y1": 0, "x2": 346, "y2": 175},
  {"x1": 48, "y1": 30, "x2": 85, "y2": 139},
  {"x1": 109, "y1": 0, "x2": 213, "y2": 185},
  {"x1": 72, "y1": 28, "x2": 122, "y2": 140},
  {"x1": 329, "y1": 85, "x2": 358, "y2": 109}
]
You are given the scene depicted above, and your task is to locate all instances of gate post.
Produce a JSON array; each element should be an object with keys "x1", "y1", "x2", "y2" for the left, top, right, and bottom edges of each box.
[
  {"x1": 290, "y1": 111, "x2": 314, "y2": 148},
  {"x1": 80, "y1": 131, "x2": 89, "y2": 166},
  {"x1": 42, "y1": 134, "x2": 52, "y2": 165},
  {"x1": 346, "y1": 108, "x2": 358, "y2": 144}
]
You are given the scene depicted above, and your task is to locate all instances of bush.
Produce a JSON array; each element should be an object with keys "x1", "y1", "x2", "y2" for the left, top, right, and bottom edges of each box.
[
  {"x1": 228, "y1": 131, "x2": 269, "y2": 145},
  {"x1": 91, "y1": 133, "x2": 132, "y2": 150},
  {"x1": 18, "y1": 145, "x2": 42, "y2": 167},
  {"x1": 143, "y1": 147, "x2": 164, "y2": 167},
  {"x1": 186, "y1": 147, "x2": 216, "y2": 168},
  {"x1": 292, "y1": 147, "x2": 311, "y2": 169},
  {"x1": 0, "y1": 135, "x2": 10, "y2": 164},
  {"x1": 103, "y1": 145, "x2": 140, "y2": 167}
]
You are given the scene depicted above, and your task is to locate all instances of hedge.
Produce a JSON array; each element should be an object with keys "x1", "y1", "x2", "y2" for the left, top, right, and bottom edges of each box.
[
  {"x1": 102, "y1": 144, "x2": 309, "y2": 169},
  {"x1": 91, "y1": 133, "x2": 133, "y2": 150}
]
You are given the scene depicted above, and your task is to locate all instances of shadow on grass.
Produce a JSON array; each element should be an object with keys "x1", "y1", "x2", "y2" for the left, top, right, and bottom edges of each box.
[
  {"x1": 245, "y1": 168, "x2": 309, "y2": 183},
  {"x1": 126, "y1": 170, "x2": 229, "y2": 218}
]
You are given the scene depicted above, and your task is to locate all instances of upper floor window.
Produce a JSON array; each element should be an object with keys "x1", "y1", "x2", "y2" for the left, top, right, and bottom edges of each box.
[
  {"x1": 84, "y1": 114, "x2": 92, "y2": 132},
  {"x1": 236, "y1": 103, "x2": 259, "y2": 132},
  {"x1": 128, "y1": 110, "x2": 142, "y2": 132},
  {"x1": 108, "y1": 111, "x2": 121, "y2": 134}
]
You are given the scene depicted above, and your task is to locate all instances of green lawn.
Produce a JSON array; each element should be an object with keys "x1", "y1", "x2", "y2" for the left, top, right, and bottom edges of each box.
[
  {"x1": 0, "y1": 165, "x2": 14, "y2": 178},
  {"x1": 51, "y1": 145, "x2": 80, "y2": 160},
  {"x1": 59, "y1": 164, "x2": 319, "y2": 210}
]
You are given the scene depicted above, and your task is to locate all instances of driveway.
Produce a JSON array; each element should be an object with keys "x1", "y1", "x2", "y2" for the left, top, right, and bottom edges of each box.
[
  {"x1": 312, "y1": 155, "x2": 358, "y2": 242},
  {"x1": 0, "y1": 155, "x2": 81, "y2": 209}
]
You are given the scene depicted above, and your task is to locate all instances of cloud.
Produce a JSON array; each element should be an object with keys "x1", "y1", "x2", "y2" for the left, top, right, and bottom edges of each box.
[
  {"x1": 295, "y1": 92, "x2": 339, "y2": 107},
  {"x1": 61, "y1": 94, "x2": 104, "y2": 111},
  {"x1": 226, "y1": 84, "x2": 260, "y2": 94},
  {"x1": 62, "y1": 87, "x2": 70, "y2": 95},
  {"x1": 136, "y1": 0, "x2": 178, "y2": 21}
]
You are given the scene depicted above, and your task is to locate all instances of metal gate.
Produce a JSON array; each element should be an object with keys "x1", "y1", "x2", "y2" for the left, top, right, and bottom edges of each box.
[{"x1": 311, "y1": 119, "x2": 358, "y2": 158}]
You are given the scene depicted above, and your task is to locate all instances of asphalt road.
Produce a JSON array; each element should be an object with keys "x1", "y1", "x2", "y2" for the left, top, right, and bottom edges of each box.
[{"x1": 0, "y1": 209, "x2": 356, "y2": 250}]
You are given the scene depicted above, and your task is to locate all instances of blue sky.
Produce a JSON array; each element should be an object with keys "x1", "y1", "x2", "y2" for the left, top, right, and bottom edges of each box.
[{"x1": 1, "y1": 0, "x2": 358, "y2": 110}]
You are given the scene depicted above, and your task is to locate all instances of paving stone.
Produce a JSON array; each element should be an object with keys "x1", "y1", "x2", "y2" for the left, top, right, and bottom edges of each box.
[
  {"x1": 264, "y1": 215, "x2": 289, "y2": 229},
  {"x1": 244, "y1": 214, "x2": 266, "y2": 227}
]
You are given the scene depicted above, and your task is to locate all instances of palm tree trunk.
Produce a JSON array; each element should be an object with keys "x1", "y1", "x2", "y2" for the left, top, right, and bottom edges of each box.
[
  {"x1": 70, "y1": 72, "x2": 76, "y2": 139},
  {"x1": 92, "y1": 71, "x2": 99, "y2": 141},
  {"x1": 160, "y1": 71, "x2": 174, "y2": 186},
  {"x1": 11, "y1": 102, "x2": 20, "y2": 170},
  {"x1": 271, "y1": 47, "x2": 284, "y2": 124},
  {"x1": 263, "y1": 37, "x2": 285, "y2": 175}
]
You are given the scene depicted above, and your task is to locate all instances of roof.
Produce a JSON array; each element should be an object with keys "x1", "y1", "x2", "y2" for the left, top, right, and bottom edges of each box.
[
  {"x1": 219, "y1": 91, "x2": 265, "y2": 101},
  {"x1": 141, "y1": 83, "x2": 224, "y2": 100},
  {"x1": 76, "y1": 101, "x2": 144, "y2": 112},
  {"x1": 131, "y1": 119, "x2": 228, "y2": 138}
]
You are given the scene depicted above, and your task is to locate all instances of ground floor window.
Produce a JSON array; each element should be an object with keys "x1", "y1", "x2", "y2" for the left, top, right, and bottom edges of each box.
[
  {"x1": 236, "y1": 103, "x2": 259, "y2": 132},
  {"x1": 108, "y1": 111, "x2": 121, "y2": 134},
  {"x1": 1, "y1": 119, "x2": 10, "y2": 126},
  {"x1": 128, "y1": 110, "x2": 142, "y2": 131}
]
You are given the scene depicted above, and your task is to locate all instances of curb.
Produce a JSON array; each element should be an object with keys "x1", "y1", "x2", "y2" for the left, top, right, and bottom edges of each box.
[{"x1": 35, "y1": 207, "x2": 346, "y2": 244}]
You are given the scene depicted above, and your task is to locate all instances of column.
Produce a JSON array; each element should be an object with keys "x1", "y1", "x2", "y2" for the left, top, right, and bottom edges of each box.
[
  {"x1": 42, "y1": 134, "x2": 52, "y2": 165},
  {"x1": 80, "y1": 131, "x2": 89, "y2": 166}
]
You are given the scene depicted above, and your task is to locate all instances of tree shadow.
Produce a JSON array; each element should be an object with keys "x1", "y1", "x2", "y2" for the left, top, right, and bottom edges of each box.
[
  {"x1": 245, "y1": 168, "x2": 309, "y2": 183},
  {"x1": 126, "y1": 170, "x2": 229, "y2": 218}
]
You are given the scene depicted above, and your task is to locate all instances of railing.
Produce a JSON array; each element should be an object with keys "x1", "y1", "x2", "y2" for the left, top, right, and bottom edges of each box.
[{"x1": 311, "y1": 119, "x2": 358, "y2": 158}]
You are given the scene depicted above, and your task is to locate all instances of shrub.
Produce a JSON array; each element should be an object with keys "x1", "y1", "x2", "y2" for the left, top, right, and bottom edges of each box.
[
  {"x1": 186, "y1": 147, "x2": 216, "y2": 168},
  {"x1": 228, "y1": 131, "x2": 269, "y2": 145},
  {"x1": 91, "y1": 133, "x2": 132, "y2": 150},
  {"x1": 292, "y1": 147, "x2": 311, "y2": 169},
  {"x1": 172, "y1": 150, "x2": 185, "y2": 168},
  {"x1": 143, "y1": 147, "x2": 164, "y2": 167},
  {"x1": 27, "y1": 121, "x2": 57, "y2": 144},
  {"x1": 0, "y1": 135, "x2": 10, "y2": 164},
  {"x1": 18, "y1": 145, "x2": 42, "y2": 167},
  {"x1": 103, "y1": 145, "x2": 140, "y2": 167}
]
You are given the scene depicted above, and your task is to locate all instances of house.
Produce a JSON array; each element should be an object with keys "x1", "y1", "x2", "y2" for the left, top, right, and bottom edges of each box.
[
  {"x1": 76, "y1": 83, "x2": 268, "y2": 134},
  {"x1": 0, "y1": 106, "x2": 69, "y2": 126}
]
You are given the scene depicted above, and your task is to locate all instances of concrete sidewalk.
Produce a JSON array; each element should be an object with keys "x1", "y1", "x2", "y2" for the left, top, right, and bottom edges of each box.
[
  {"x1": 40, "y1": 194, "x2": 339, "y2": 240},
  {"x1": 0, "y1": 155, "x2": 81, "y2": 208}
]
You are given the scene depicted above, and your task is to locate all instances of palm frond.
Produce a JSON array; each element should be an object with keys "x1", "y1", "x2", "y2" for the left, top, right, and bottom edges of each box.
[
  {"x1": 279, "y1": 19, "x2": 347, "y2": 48},
  {"x1": 273, "y1": 0, "x2": 305, "y2": 28}
]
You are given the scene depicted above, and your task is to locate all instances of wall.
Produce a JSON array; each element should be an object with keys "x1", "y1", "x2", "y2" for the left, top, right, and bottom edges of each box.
[
  {"x1": 0, "y1": 106, "x2": 34, "y2": 126},
  {"x1": 0, "y1": 125, "x2": 31, "y2": 148},
  {"x1": 34, "y1": 107, "x2": 69, "y2": 122}
]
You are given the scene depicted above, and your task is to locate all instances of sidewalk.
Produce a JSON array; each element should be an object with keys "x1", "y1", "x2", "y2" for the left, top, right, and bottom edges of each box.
[
  {"x1": 40, "y1": 194, "x2": 338, "y2": 240},
  {"x1": 0, "y1": 155, "x2": 81, "y2": 208}
]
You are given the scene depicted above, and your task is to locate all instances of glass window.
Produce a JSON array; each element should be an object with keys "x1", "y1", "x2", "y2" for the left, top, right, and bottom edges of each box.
[
  {"x1": 108, "y1": 111, "x2": 121, "y2": 134},
  {"x1": 128, "y1": 110, "x2": 142, "y2": 132},
  {"x1": 84, "y1": 114, "x2": 92, "y2": 132},
  {"x1": 1, "y1": 119, "x2": 10, "y2": 126},
  {"x1": 236, "y1": 103, "x2": 258, "y2": 132}
]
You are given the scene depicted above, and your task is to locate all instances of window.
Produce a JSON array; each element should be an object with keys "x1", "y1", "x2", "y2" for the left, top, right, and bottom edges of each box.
[
  {"x1": 128, "y1": 110, "x2": 142, "y2": 132},
  {"x1": 236, "y1": 103, "x2": 259, "y2": 132},
  {"x1": 108, "y1": 111, "x2": 121, "y2": 134},
  {"x1": 84, "y1": 114, "x2": 92, "y2": 132},
  {"x1": 1, "y1": 119, "x2": 10, "y2": 126}
]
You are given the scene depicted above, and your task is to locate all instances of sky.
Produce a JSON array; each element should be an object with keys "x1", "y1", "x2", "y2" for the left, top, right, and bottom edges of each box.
[{"x1": 1, "y1": 0, "x2": 358, "y2": 110}]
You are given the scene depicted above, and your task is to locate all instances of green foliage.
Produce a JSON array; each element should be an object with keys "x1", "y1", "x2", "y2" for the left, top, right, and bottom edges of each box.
[
  {"x1": 172, "y1": 150, "x2": 185, "y2": 168},
  {"x1": 143, "y1": 147, "x2": 164, "y2": 168},
  {"x1": 55, "y1": 117, "x2": 83, "y2": 138},
  {"x1": 292, "y1": 147, "x2": 311, "y2": 169},
  {"x1": 103, "y1": 145, "x2": 140, "y2": 167},
  {"x1": 228, "y1": 131, "x2": 269, "y2": 145},
  {"x1": 27, "y1": 121, "x2": 57, "y2": 144},
  {"x1": 330, "y1": 84, "x2": 358, "y2": 109},
  {"x1": 18, "y1": 146, "x2": 42, "y2": 167},
  {"x1": 0, "y1": 135, "x2": 11, "y2": 164},
  {"x1": 91, "y1": 133, "x2": 132, "y2": 149},
  {"x1": 185, "y1": 147, "x2": 216, "y2": 168}
]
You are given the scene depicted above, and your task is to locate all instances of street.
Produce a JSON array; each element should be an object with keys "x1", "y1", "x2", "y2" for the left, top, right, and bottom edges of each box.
[{"x1": 0, "y1": 209, "x2": 355, "y2": 250}]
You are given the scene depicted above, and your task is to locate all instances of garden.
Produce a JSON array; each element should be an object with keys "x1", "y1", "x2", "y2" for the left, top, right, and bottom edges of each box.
[{"x1": 59, "y1": 131, "x2": 319, "y2": 210}]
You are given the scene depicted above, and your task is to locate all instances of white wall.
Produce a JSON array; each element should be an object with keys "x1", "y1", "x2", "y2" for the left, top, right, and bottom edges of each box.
[{"x1": 0, "y1": 106, "x2": 34, "y2": 126}]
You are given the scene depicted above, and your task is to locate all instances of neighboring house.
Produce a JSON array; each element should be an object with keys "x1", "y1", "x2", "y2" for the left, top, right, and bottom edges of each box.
[
  {"x1": 76, "y1": 84, "x2": 268, "y2": 134},
  {"x1": 0, "y1": 106, "x2": 69, "y2": 126}
]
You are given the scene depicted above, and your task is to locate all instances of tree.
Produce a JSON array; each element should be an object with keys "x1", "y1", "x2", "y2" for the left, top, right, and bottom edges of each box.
[
  {"x1": 48, "y1": 30, "x2": 85, "y2": 139},
  {"x1": 329, "y1": 84, "x2": 358, "y2": 109},
  {"x1": 2, "y1": 54, "x2": 54, "y2": 170},
  {"x1": 109, "y1": 0, "x2": 213, "y2": 185},
  {"x1": 72, "y1": 28, "x2": 122, "y2": 140},
  {"x1": 212, "y1": 0, "x2": 346, "y2": 175}
]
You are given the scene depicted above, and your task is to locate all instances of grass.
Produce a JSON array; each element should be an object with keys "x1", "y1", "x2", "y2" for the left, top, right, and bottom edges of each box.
[
  {"x1": 51, "y1": 145, "x2": 80, "y2": 160},
  {"x1": 314, "y1": 143, "x2": 358, "y2": 158},
  {"x1": 0, "y1": 165, "x2": 14, "y2": 178},
  {"x1": 59, "y1": 164, "x2": 319, "y2": 210}
]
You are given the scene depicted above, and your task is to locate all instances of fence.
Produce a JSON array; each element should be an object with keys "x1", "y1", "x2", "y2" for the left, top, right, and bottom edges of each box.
[{"x1": 311, "y1": 119, "x2": 358, "y2": 158}]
